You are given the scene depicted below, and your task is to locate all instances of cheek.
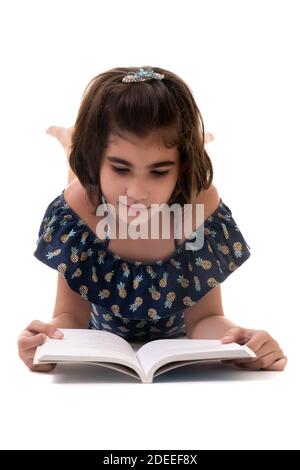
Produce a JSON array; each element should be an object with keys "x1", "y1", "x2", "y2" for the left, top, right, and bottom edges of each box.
[
  {"x1": 100, "y1": 167, "x2": 117, "y2": 189},
  {"x1": 152, "y1": 177, "x2": 177, "y2": 202},
  {"x1": 100, "y1": 168, "x2": 115, "y2": 201},
  {"x1": 161, "y1": 173, "x2": 178, "y2": 191}
]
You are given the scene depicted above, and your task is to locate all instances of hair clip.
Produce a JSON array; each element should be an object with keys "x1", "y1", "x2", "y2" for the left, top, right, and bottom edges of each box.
[{"x1": 122, "y1": 68, "x2": 165, "y2": 83}]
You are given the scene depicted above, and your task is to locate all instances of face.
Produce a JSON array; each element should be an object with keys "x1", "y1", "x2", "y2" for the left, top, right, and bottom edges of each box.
[{"x1": 99, "y1": 130, "x2": 180, "y2": 226}]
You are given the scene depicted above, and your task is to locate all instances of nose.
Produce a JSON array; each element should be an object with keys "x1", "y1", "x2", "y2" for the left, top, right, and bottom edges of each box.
[{"x1": 126, "y1": 180, "x2": 149, "y2": 203}]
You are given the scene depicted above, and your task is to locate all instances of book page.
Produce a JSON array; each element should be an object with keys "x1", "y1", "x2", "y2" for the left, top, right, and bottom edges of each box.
[
  {"x1": 89, "y1": 362, "x2": 141, "y2": 380},
  {"x1": 136, "y1": 339, "x2": 255, "y2": 382},
  {"x1": 34, "y1": 329, "x2": 142, "y2": 376}
]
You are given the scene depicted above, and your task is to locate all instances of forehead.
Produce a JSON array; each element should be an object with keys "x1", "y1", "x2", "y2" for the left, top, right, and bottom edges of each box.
[
  {"x1": 103, "y1": 131, "x2": 180, "y2": 169},
  {"x1": 106, "y1": 130, "x2": 178, "y2": 152}
]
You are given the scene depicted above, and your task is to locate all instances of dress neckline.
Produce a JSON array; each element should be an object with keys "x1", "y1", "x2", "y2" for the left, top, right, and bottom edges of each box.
[{"x1": 60, "y1": 189, "x2": 186, "y2": 267}]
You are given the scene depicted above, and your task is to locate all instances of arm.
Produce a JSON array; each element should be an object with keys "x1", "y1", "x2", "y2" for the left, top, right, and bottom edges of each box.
[
  {"x1": 184, "y1": 276, "x2": 287, "y2": 370},
  {"x1": 184, "y1": 184, "x2": 234, "y2": 338},
  {"x1": 17, "y1": 274, "x2": 91, "y2": 372},
  {"x1": 49, "y1": 273, "x2": 92, "y2": 329},
  {"x1": 184, "y1": 285, "x2": 236, "y2": 339},
  {"x1": 183, "y1": 184, "x2": 287, "y2": 370}
]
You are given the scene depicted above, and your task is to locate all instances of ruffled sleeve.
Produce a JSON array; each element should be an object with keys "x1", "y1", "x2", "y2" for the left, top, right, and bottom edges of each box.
[
  {"x1": 33, "y1": 191, "x2": 99, "y2": 281},
  {"x1": 179, "y1": 198, "x2": 251, "y2": 308}
]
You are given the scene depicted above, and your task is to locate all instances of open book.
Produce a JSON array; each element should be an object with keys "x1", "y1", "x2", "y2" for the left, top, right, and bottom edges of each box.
[{"x1": 33, "y1": 329, "x2": 256, "y2": 384}]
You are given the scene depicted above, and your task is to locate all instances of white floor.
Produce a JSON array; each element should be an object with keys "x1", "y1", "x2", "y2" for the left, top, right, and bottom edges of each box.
[{"x1": 2, "y1": 345, "x2": 299, "y2": 450}]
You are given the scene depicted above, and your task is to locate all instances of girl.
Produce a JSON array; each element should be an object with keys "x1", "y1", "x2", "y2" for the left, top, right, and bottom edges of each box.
[{"x1": 18, "y1": 66, "x2": 287, "y2": 372}]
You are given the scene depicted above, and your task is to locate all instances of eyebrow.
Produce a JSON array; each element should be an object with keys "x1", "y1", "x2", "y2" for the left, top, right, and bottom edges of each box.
[{"x1": 106, "y1": 156, "x2": 175, "y2": 169}]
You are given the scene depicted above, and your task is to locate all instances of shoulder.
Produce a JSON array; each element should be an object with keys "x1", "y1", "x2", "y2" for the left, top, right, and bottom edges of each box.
[
  {"x1": 63, "y1": 178, "x2": 97, "y2": 226},
  {"x1": 177, "y1": 184, "x2": 220, "y2": 244},
  {"x1": 196, "y1": 183, "x2": 220, "y2": 220}
]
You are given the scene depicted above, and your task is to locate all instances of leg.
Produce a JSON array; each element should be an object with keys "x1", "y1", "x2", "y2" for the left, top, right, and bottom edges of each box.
[{"x1": 46, "y1": 125, "x2": 77, "y2": 184}]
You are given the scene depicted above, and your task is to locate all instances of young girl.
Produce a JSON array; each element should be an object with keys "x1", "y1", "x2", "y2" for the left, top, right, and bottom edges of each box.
[{"x1": 18, "y1": 66, "x2": 287, "y2": 372}]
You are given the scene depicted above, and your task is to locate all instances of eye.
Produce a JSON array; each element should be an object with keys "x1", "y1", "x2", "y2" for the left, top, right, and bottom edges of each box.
[
  {"x1": 151, "y1": 171, "x2": 169, "y2": 177},
  {"x1": 112, "y1": 167, "x2": 129, "y2": 174},
  {"x1": 112, "y1": 167, "x2": 169, "y2": 177}
]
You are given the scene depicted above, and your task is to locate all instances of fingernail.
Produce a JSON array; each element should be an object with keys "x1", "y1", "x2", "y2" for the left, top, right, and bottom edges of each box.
[
  {"x1": 53, "y1": 330, "x2": 63, "y2": 338},
  {"x1": 221, "y1": 336, "x2": 234, "y2": 343}
]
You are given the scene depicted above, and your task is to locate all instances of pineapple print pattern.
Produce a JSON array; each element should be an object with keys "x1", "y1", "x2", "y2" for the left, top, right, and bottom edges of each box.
[
  {"x1": 91, "y1": 266, "x2": 98, "y2": 283},
  {"x1": 58, "y1": 263, "x2": 67, "y2": 277},
  {"x1": 70, "y1": 247, "x2": 79, "y2": 263},
  {"x1": 89, "y1": 304, "x2": 186, "y2": 340},
  {"x1": 159, "y1": 272, "x2": 168, "y2": 287},
  {"x1": 34, "y1": 190, "x2": 251, "y2": 340},
  {"x1": 133, "y1": 275, "x2": 143, "y2": 289},
  {"x1": 71, "y1": 268, "x2": 82, "y2": 279}
]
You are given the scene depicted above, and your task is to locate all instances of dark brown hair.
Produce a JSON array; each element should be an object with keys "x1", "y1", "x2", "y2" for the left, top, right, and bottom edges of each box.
[{"x1": 69, "y1": 66, "x2": 213, "y2": 209}]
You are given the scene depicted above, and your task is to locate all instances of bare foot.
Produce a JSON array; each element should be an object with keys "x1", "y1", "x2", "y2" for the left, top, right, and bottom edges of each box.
[
  {"x1": 204, "y1": 132, "x2": 215, "y2": 143},
  {"x1": 46, "y1": 125, "x2": 73, "y2": 151}
]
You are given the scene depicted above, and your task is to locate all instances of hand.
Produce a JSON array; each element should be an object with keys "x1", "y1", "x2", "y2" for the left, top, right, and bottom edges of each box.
[
  {"x1": 18, "y1": 320, "x2": 64, "y2": 372},
  {"x1": 221, "y1": 327, "x2": 287, "y2": 371}
]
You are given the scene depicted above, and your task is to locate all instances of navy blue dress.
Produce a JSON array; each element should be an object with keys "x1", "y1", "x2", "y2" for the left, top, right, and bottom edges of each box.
[{"x1": 33, "y1": 190, "x2": 251, "y2": 341}]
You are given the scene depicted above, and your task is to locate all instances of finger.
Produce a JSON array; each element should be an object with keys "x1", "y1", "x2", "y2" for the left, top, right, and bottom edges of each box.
[
  {"x1": 18, "y1": 333, "x2": 47, "y2": 353},
  {"x1": 237, "y1": 351, "x2": 283, "y2": 370},
  {"x1": 245, "y1": 330, "x2": 270, "y2": 353},
  {"x1": 26, "y1": 320, "x2": 64, "y2": 338},
  {"x1": 234, "y1": 340, "x2": 280, "y2": 364},
  {"x1": 221, "y1": 327, "x2": 246, "y2": 344},
  {"x1": 29, "y1": 363, "x2": 57, "y2": 373},
  {"x1": 264, "y1": 357, "x2": 288, "y2": 371},
  {"x1": 24, "y1": 353, "x2": 56, "y2": 371},
  {"x1": 18, "y1": 329, "x2": 36, "y2": 340}
]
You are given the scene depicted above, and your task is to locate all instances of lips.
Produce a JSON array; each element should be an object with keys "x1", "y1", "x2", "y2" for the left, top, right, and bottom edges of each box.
[
  {"x1": 128, "y1": 206, "x2": 148, "y2": 210},
  {"x1": 122, "y1": 203, "x2": 149, "y2": 210}
]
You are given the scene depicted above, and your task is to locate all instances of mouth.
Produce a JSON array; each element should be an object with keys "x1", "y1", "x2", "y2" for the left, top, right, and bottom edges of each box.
[{"x1": 121, "y1": 203, "x2": 150, "y2": 211}]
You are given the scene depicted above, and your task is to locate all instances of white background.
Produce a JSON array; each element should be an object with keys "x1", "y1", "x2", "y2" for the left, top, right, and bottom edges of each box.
[{"x1": 1, "y1": 0, "x2": 299, "y2": 450}]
